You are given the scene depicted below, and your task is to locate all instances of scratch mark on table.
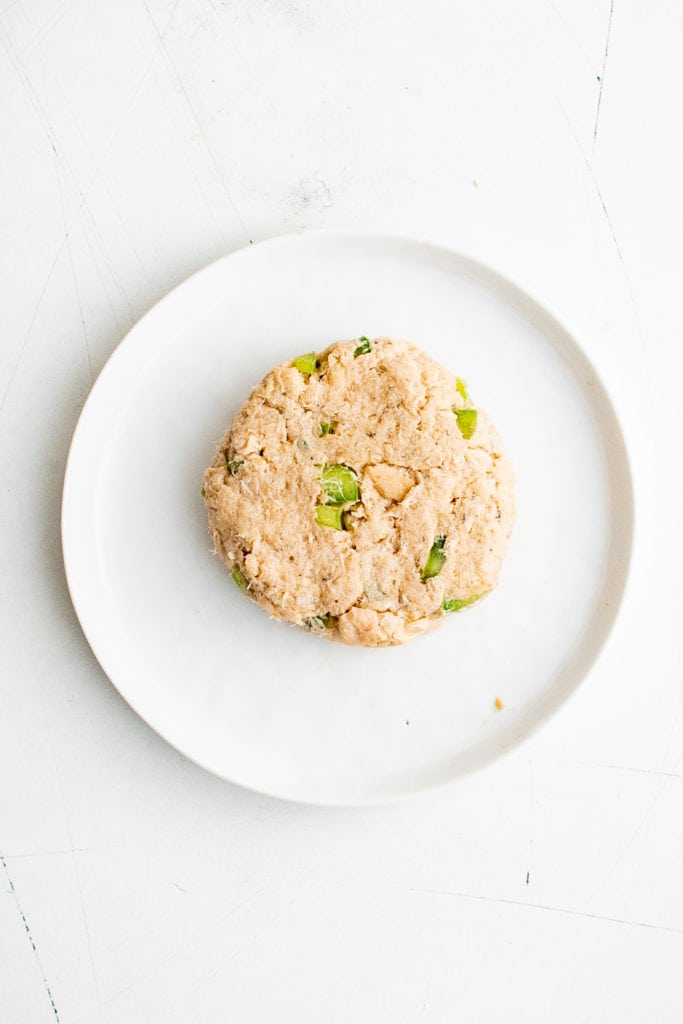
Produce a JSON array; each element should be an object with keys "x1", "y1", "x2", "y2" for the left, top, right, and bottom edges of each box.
[
  {"x1": 45, "y1": 59, "x2": 157, "y2": 297},
  {"x1": 52, "y1": 125, "x2": 94, "y2": 384},
  {"x1": 628, "y1": 646, "x2": 683, "y2": 884},
  {"x1": 4, "y1": 845, "x2": 120, "y2": 860},
  {"x1": 1, "y1": 854, "x2": 61, "y2": 1022},
  {"x1": 590, "y1": 777, "x2": 674, "y2": 902},
  {"x1": 140, "y1": 0, "x2": 250, "y2": 241},
  {"x1": 560, "y1": 103, "x2": 645, "y2": 353},
  {"x1": 216, "y1": 2, "x2": 297, "y2": 166},
  {"x1": 593, "y1": 0, "x2": 614, "y2": 153},
  {"x1": 34, "y1": 18, "x2": 93, "y2": 383},
  {"x1": 35, "y1": 685, "x2": 104, "y2": 1023},
  {"x1": 653, "y1": 610, "x2": 683, "y2": 782},
  {"x1": 149, "y1": 61, "x2": 232, "y2": 248},
  {"x1": 419, "y1": 966, "x2": 434, "y2": 1015},
  {"x1": 340, "y1": 0, "x2": 360, "y2": 48},
  {"x1": 4, "y1": 0, "x2": 233, "y2": 335},
  {"x1": 0, "y1": 14, "x2": 134, "y2": 338},
  {"x1": 28, "y1": 2, "x2": 119, "y2": 378},
  {"x1": 34, "y1": 34, "x2": 94, "y2": 385},
  {"x1": 0, "y1": 242, "x2": 64, "y2": 419},
  {"x1": 49, "y1": 0, "x2": 181, "y2": 269},
  {"x1": 377, "y1": 882, "x2": 683, "y2": 935},
  {"x1": 15, "y1": 0, "x2": 73, "y2": 58},
  {"x1": 33, "y1": 13, "x2": 134, "y2": 335},
  {"x1": 29, "y1": 0, "x2": 180, "y2": 313},
  {"x1": 552, "y1": 758, "x2": 683, "y2": 781},
  {"x1": 597, "y1": 750, "x2": 683, "y2": 898},
  {"x1": 12, "y1": 3, "x2": 135, "y2": 329},
  {"x1": 103, "y1": 886, "x2": 268, "y2": 1006},
  {"x1": 544, "y1": 0, "x2": 598, "y2": 76},
  {"x1": 198, "y1": 958, "x2": 353, "y2": 973}
]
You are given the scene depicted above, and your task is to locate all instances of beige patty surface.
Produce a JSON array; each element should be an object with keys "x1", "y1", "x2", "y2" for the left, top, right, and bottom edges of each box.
[{"x1": 203, "y1": 337, "x2": 515, "y2": 646}]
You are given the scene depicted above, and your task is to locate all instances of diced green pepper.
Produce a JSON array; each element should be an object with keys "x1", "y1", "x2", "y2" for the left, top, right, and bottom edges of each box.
[
  {"x1": 455, "y1": 408, "x2": 477, "y2": 439},
  {"x1": 442, "y1": 593, "x2": 483, "y2": 613},
  {"x1": 293, "y1": 352, "x2": 317, "y2": 374},
  {"x1": 200, "y1": 485, "x2": 206, "y2": 498},
  {"x1": 354, "y1": 336, "x2": 372, "y2": 357},
  {"x1": 315, "y1": 505, "x2": 345, "y2": 530},
  {"x1": 319, "y1": 421, "x2": 337, "y2": 436},
  {"x1": 421, "y1": 536, "x2": 447, "y2": 580},
  {"x1": 321, "y1": 464, "x2": 360, "y2": 504},
  {"x1": 455, "y1": 377, "x2": 469, "y2": 402}
]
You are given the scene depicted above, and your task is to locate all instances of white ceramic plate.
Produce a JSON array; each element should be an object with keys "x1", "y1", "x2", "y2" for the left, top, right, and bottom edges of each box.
[{"x1": 62, "y1": 230, "x2": 633, "y2": 805}]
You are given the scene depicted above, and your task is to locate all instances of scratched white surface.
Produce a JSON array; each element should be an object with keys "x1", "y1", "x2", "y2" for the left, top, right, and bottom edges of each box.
[{"x1": 1, "y1": 1, "x2": 683, "y2": 1021}]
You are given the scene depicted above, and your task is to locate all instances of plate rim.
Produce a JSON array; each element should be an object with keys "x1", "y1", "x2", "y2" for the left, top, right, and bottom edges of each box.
[{"x1": 61, "y1": 227, "x2": 636, "y2": 806}]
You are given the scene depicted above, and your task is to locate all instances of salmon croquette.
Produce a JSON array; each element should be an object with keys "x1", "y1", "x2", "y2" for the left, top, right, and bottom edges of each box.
[{"x1": 203, "y1": 337, "x2": 515, "y2": 646}]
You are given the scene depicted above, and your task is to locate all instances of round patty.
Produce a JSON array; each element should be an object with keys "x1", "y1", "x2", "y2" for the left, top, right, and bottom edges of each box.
[{"x1": 203, "y1": 337, "x2": 515, "y2": 647}]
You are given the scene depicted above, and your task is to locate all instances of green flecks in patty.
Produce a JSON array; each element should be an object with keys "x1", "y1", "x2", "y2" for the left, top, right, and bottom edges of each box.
[
  {"x1": 454, "y1": 408, "x2": 477, "y2": 440},
  {"x1": 421, "y1": 536, "x2": 447, "y2": 580},
  {"x1": 443, "y1": 593, "x2": 484, "y2": 613},
  {"x1": 321, "y1": 463, "x2": 360, "y2": 505},
  {"x1": 315, "y1": 504, "x2": 345, "y2": 530},
  {"x1": 303, "y1": 613, "x2": 338, "y2": 631},
  {"x1": 227, "y1": 457, "x2": 244, "y2": 476},
  {"x1": 455, "y1": 377, "x2": 469, "y2": 402},
  {"x1": 293, "y1": 352, "x2": 317, "y2": 374},
  {"x1": 354, "y1": 336, "x2": 372, "y2": 357},
  {"x1": 231, "y1": 568, "x2": 247, "y2": 591}
]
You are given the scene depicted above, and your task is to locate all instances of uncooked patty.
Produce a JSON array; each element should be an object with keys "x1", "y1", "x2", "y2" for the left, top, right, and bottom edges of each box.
[{"x1": 203, "y1": 337, "x2": 515, "y2": 647}]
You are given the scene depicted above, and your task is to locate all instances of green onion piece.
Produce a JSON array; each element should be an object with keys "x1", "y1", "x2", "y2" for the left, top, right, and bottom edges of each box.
[
  {"x1": 319, "y1": 421, "x2": 337, "y2": 436},
  {"x1": 455, "y1": 377, "x2": 469, "y2": 402},
  {"x1": 321, "y1": 464, "x2": 360, "y2": 504},
  {"x1": 293, "y1": 352, "x2": 317, "y2": 374},
  {"x1": 200, "y1": 486, "x2": 206, "y2": 498},
  {"x1": 443, "y1": 593, "x2": 484, "y2": 613},
  {"x1": 231, "y1": 568, "x2": 247, "y2": 591},
  {"x1": 227, "y1": 457, "x2": 244, "y2": 476},
  {"x1": 421, "y1": 536, "x2": 447, "y2": 580},
  {"x1": 315, "y1": 505, "x2": 345, "y2": 530},
  {"x1": 455, "y1": 408, "x2": 477, "y2": 440},
  {"x1": 354, "y1": 336, "x2": 372, "y2": 357},
  {"x1": 303, "y1": 613, "x2": 337, "y2": 631},
  {"x1": 296, "y1": 437, "x2": 311, "y2": 450}
]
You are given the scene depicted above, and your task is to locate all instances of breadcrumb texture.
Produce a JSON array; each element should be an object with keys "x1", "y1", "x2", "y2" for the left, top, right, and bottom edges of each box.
[{"x1": 203, "y1": 337, "x2": 515, "y2": 647}]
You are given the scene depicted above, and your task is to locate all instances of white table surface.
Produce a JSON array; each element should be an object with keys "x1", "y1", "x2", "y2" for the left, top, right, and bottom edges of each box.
[{"x1": 2, "y1": 1, "x2": 682, "y2": 1021}]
